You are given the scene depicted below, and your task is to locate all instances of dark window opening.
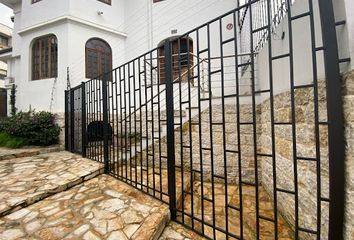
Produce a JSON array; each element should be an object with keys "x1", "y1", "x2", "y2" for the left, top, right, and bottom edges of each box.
[
  {"x1": 98, "y1": 0, "x2": 111, "y2": 5},
  {"x1": 85, "y1": 38, "x2": 112, "y2": 80},
  {"x1": 157, "y1": 37, "x2": 194, "y2": 84},
  {"x1": 32, "y1": 34, "x2": 58, "y2": 80}
]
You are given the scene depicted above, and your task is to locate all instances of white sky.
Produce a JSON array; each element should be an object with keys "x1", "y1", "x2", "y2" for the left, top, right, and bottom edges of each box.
[{"x1": 0, "y1": 3, "x2": 14, "y2": 28}]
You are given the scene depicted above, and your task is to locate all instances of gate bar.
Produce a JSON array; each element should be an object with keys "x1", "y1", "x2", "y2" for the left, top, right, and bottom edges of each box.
[
  {"x1": 81, "y1": 82, "x2": 87, "y2": 157},
  {"x1": 70, "y1": 89, "x2": 75, "y2": 152},
  {"x1": 318, "y1": 0, "x2": 345, "y2": 239},
  {"x1": 102, "y1": 74, "x2": 110, "y2": 173},
  {"x1": 64, "y1": 90, "x2": 69, "y2": 151},
  {"x1": 164, "y1": 40, "x2": 177, "y2": 220}
]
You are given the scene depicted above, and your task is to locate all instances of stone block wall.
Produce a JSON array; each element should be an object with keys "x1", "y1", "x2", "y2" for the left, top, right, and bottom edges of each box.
[
  {"x1": 343, "y1": 70, "x2": 354, "y2": 240},
  {"x1": 60, "y1": 70, "x2": 353, "y2": 239},
  {"x1": 55, "y1": 112, "x2": 65, "y2": 149},
  {"x1": 139, "y1": 104, "x2": 260, "y2": 184},
  {"x1": 259, "y1": 81, "x2": 329, "y2": 239}
]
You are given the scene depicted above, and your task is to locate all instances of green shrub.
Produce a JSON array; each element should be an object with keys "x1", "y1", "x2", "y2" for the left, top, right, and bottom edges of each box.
[
  {"x1": 0, "y1": 110, "x2": 60, "y2": 147},
  {"x1": 0, "y1": 132, "x2": 28, "y2": 149}
]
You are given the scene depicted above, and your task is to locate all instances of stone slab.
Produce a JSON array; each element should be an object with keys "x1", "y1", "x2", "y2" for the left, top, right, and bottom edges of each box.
[
  {"x1": 0, "y1": 174, "x2": 169, "y2": 240},
  {"x1": 159, "y1": 221, "x2": 207, "y2": 240},
  {"x1": 0, "y1": 151, "x2": 103, "y2": 217},
  {"x1": 0, "y1": 146, "x2": 61, "y2": 161}
]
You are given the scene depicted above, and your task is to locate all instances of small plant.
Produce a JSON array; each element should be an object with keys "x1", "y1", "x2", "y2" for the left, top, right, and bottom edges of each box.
[
  {"x1": 0, "y1": 132, "x2": 28, "y2": 149},
  {"x1": 9, "y1": 84, "x2": 17, "y2": 116},
  {"x1": 0, "y1": 110, "x2": 60, "y2": 147}
]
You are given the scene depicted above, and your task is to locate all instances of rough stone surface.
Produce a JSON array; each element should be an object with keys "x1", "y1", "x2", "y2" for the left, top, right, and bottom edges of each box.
[
  {"x1": 343, "y1": 70, "x2": 354, "y2": 240},
  {"x1": 54, "y1": 113, "x2": 66, "y2": 148},
  {"x1": 259, "y1": 81, "x2": 330, "y2": 240},
  {"x1": 160, "y1": 221, "x2": 206, "y2": 240},
  {"x1": 0, "y1": 146, "x2": 61, "y2": 161},
  {"x1": 0, "y1": 175, "x2": 169, "y2": 240},
  {"x1": 0, "y1": 151, "x2": 103, "y2": 217},
  {"x1": 178, "y1": 181, "x2": 294, "y2": 240}
]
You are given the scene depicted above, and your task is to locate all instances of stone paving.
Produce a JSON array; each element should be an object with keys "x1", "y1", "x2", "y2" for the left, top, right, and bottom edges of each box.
[
  {"x1": 160, "y1": 221, "x2": 206, "y2": 240},
  {"x1": 179, "y1": 181, "x2": 294, "y2": 240},
  {"x1": 0, "y1": 175, "x2": 169, "y2": 240},
  {"x1": 110, "y1": 164, "x2": 191, "y2": 205},
  {"x1": 0, "y1": 151, "x2": 103, "y2": 217},
  {"x1": 0, "y1": 146, "x2": 61, "y2": 161}
]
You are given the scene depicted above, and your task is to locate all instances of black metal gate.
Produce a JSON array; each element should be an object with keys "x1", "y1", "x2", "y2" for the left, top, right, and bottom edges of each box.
[{"x1": 65, "y1": 0, "x2": 345, "y2": 239}]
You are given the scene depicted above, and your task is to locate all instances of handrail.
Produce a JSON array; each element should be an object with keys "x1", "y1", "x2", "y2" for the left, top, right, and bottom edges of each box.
[{"x1": 120, "y1": 59, "x2": 207, "y2": 122}]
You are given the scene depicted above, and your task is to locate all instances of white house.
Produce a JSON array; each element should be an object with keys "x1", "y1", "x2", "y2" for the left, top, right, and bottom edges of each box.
[
  {"x1": 0, "y1": 23, "x2": 11, "y2": 117},
  {"x1": 0, "y1": 23, "x2": 11, "y2": 86},
  {"x1": 0, "y1": 0, "x2": 240, "y2": 115}
]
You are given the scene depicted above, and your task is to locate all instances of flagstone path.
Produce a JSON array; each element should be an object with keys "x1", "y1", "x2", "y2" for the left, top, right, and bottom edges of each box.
[
  {"x1": 0, "y1": 146, "x2": 60, "y2": 161},
  {"x1": 0, "y1": 151, "x2": 103, "y2": 217},
  {"x1": 0, "y1": 175, "x2": 169, "y2": 240}
]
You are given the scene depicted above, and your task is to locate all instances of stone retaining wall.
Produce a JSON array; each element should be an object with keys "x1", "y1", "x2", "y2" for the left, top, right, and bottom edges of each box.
[
  {"x1": 343, "y1": 70, "x2": 354, "y2": 240},
  {"x1": 259, "y1": 81, "x2": 329, "y2": 239}
]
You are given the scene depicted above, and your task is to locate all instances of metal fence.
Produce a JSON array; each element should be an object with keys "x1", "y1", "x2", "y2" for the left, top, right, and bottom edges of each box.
[{"x1": 65, "y1": 0, "x2": 344, "y2": 239}]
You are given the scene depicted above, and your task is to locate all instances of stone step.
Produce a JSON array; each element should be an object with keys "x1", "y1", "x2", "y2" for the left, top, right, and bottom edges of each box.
[
  {"x1": 0, "y1": 145, "x2": 61, "y2": 161},
  {"x1": 177, "y1": 180, "x2": 295, "y2": 240},
  {"x1": 0, "y1": 174, "x2": 170, "y2": 240},
  {"x1": 0, "y1": 151, "x2": 104, "y2": 217}
]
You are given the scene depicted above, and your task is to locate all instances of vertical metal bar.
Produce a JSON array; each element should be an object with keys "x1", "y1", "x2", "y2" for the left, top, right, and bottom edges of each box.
[
  {"x1": 285, "y1": 0, "x2": 299, "y2": 238},
  {"x1": 186, "y1": 34, "x2": 195, "y2": 230},
  {"x1": 307, "y1": 0, "x2": 321, "y2": 238},
  {"x1": 81, "y1": 82, "x2": 87, "y2": 157},
  {"x1": 150, "y1": 51, "x2": 156, "y2": 196},
  {"x1": 64, "y1": 90, "x2": 69, "y2": 151},
  {"x1": 318, "y1": 0, "x2": 344, "y2": 239},
  {"x1": 233, "y1": 11, "x2": 244, "y2": 238},
  {"x1": 249, "y1": 2, "x2": 261, "y2": 239},
  {"x1": 144, "y1": 55, "x2": 149, "y2": 191},
  {"x1": 133, "y1": 60, "x2": 138, "y2": 187},
  {"x1": 266, "y1": 0, "x2": 278, "y2": 238},
  {"x1": 219, "y1": 17, "x2": 229, "y2": 238},
  {"x1": 102, "y1": 74, "x2": 110, "y2": 174},
  {"x1": 206, "y1": 24, "x2": 217, "y2": 239},
  {"x1": 89, "y1": 80, "x2": 93, "y2": 159},
  {"x1": 177, "y1": 38, "x2": 185, "y2": 224},
  {"x1": 138, "y1": 58, "x2": 143, "y2": 190},
  {"x1": 165, "y1": 40, "x2": 177, "y2": 220},
  {"x1": 114, "y1": 70, "x2": 119, "y2": 176},
  {"x1": 196, "y1": 29, "x2": 205, "y2": 235},
  {"x1": 95, "y1": 79, "x2": 98, "y2": 162},
  {"x1": 119, "y1": 67, "x2": 124, "y2": 179},
  {"x1": 70, "y1": 89, "x2": 75, "y2": 153},
  {"x1": 128, "y1": 63, "x2": 132, "y2": 182},
  {"x1": 123, "y1": 66, "x2": 128, "y2": 180},
  {"x1": 156, "y1": 50, "x2": 163, "y2": 201}
]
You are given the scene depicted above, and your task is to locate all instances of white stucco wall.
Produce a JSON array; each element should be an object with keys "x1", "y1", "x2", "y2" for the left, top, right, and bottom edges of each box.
[
  {"x1": 123, "y1": 0, "x2": 238, "y2": 61},
  {"x1": 2, "y1": 0, "x2": 353, "y2": 114},
  {"x1": 256, "y1": 0, "x2": 351, "y2": 100},
  {"x1": 342, "y1": 0, "x2": 354, "y2": 71},
  {"x1": 13, "y1": 22, "x2": 68, "y2": 112},
  {"x1": 70, "y1": 0, "x2": 125, "y2": 32}
]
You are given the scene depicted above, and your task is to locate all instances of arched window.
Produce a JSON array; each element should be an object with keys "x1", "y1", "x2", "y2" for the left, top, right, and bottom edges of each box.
[
  {"x1": 85, "y1": 38, "x2": 112, "y2": 79},
  {"x1": 32, "y1": 34, "x2": 58, "y2": 80},
  {"x1": 158, "y1": 36, "x2": 193, "y2": 84}
]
